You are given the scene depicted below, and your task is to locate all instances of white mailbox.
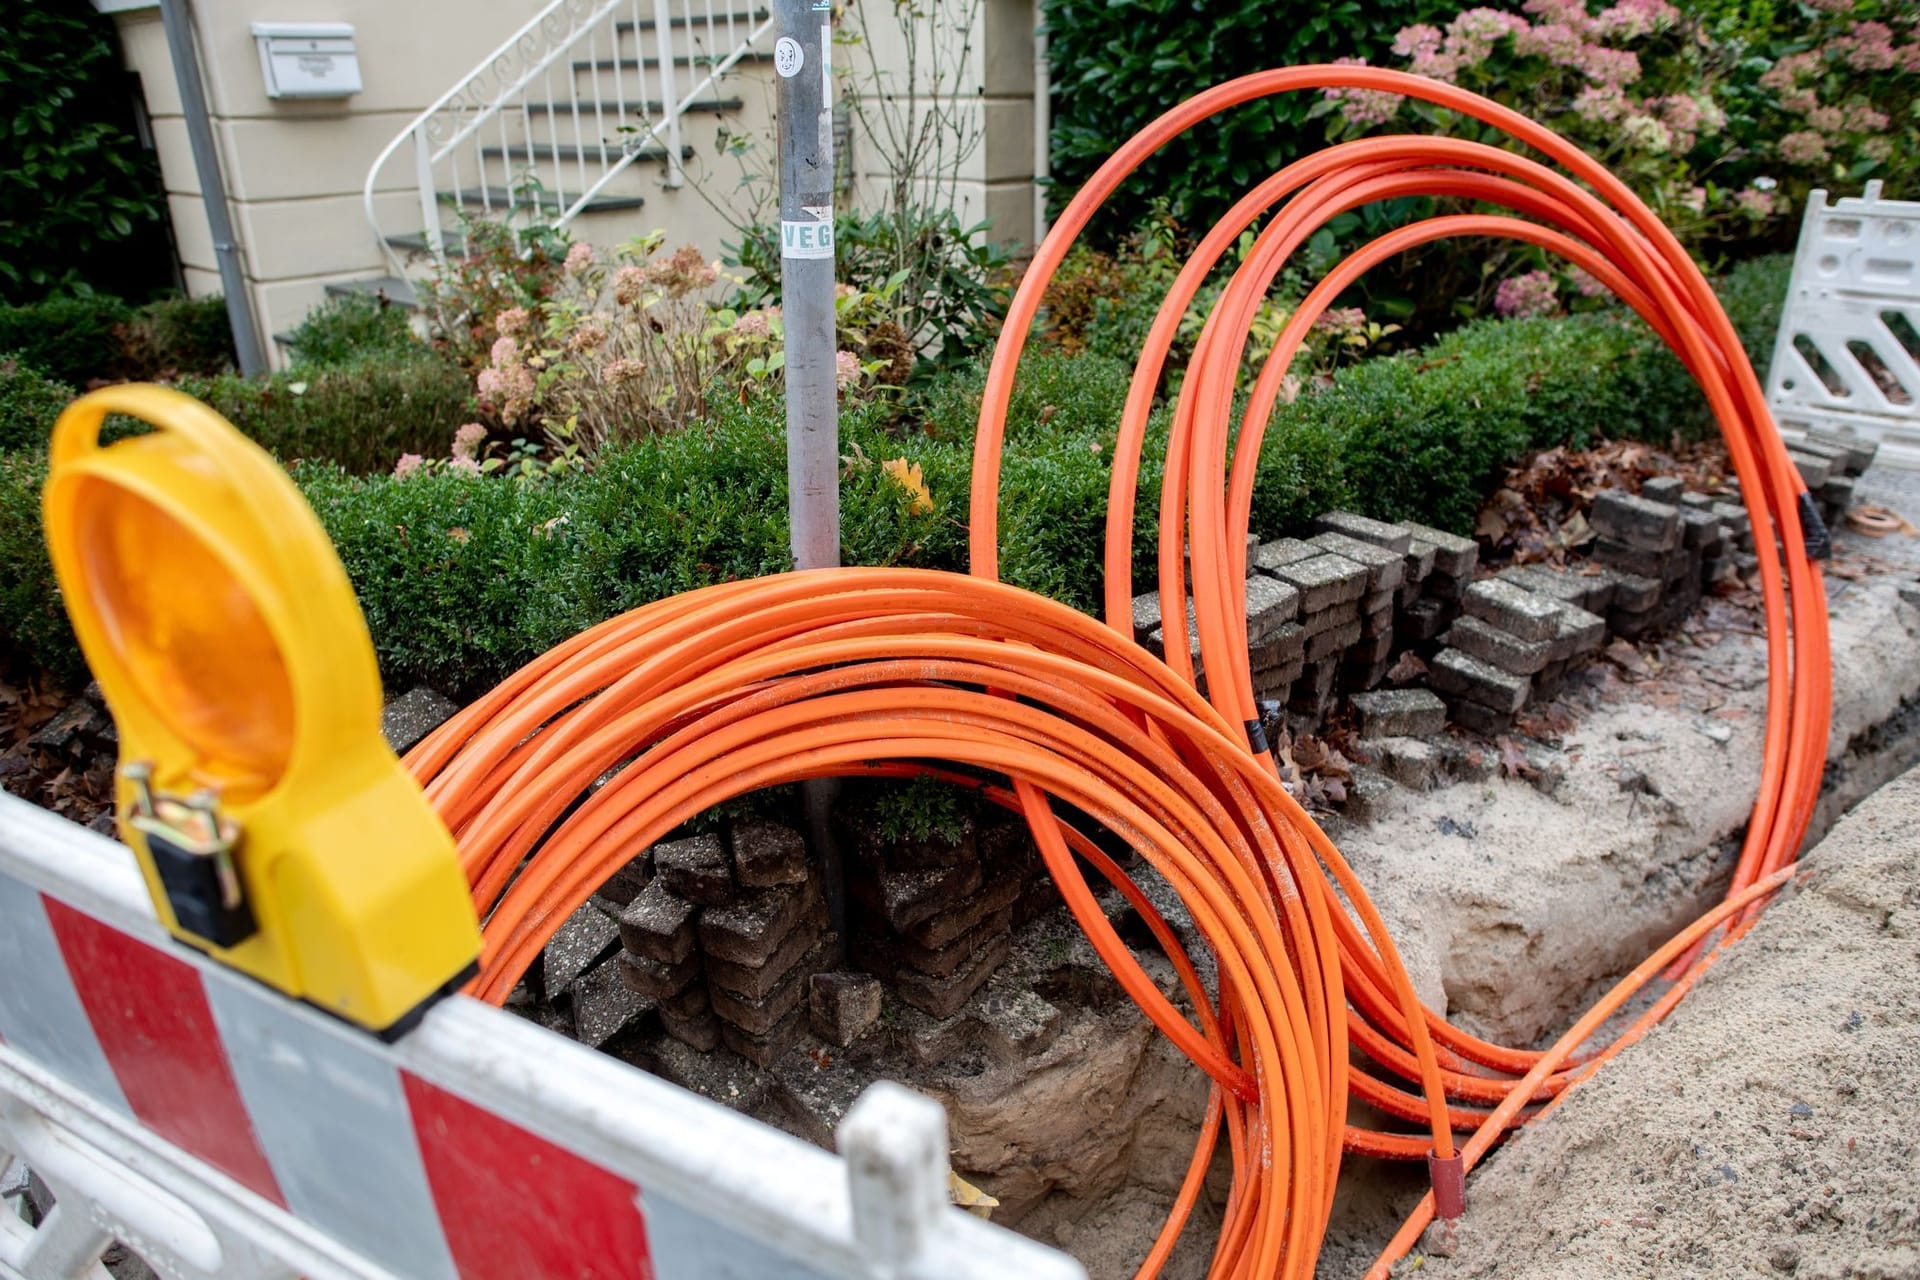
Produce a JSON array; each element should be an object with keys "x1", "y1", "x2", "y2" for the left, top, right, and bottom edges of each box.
[{"x1": 251, "y1": 23, "x2": 361, "y2": 100}]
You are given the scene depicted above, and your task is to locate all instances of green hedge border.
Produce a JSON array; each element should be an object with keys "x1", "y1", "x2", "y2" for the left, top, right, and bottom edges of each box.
[{"x1": 0, "y1": 257, "x2": 1788, "y2": 698}]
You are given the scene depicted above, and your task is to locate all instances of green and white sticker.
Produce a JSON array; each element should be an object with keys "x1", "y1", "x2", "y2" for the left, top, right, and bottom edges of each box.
[{"x1": 781, "y1": 219, "x2": 834, "y2": 259}]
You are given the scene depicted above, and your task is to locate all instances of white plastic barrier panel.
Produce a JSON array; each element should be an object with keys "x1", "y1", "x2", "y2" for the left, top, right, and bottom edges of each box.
[
  {"x1": 1767, "y1": 180, "x2": 1920, "y2": 469},
  {"x1": 0, "y1": 792, "x2": 1086, "y2": 1280}
]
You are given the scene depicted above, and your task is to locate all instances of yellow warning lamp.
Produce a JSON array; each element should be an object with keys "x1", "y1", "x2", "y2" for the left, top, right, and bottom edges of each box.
[{"x1": 42, "y1": 385, "x2": 480, "y2": 1037}]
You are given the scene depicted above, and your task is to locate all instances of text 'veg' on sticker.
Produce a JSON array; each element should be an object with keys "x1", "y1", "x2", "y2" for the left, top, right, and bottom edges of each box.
[{"x1": 781, "y1": 219, "x2": 834, "y2": 260}]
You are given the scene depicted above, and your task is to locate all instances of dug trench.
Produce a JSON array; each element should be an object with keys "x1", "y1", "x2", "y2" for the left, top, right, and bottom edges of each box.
[{"x1": 731, "y1": 525, "x2": 1920, "y2": 1279}]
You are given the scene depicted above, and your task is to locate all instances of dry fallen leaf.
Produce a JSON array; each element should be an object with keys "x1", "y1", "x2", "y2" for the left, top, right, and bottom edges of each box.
[{"x1": 880, "y1": 457, "x2": 934, "y2": 515}]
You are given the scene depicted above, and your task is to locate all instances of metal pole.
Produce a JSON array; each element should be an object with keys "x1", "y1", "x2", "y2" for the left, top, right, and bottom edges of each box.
[
  {"x1": 157, "y1": 0, "x2": 269, "y2": 377},
  {"x1": 774, "y1": 0, "x2": 846, "y2": 942},
  {"x1": 776, "y1": 0, "x2": 840, "y2": 572}
]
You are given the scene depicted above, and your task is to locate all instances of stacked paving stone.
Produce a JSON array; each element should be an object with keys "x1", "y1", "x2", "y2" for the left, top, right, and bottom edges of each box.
[
  {"x1": 615, "y1": 820, "x2": 834, "y2": 1067},
  {"x1": 1131, "y1": 510, "x2": 1477, "y2": 730},
  {"x1": 842, "y1": 810, "x2": 1045, "y2": 1021},
  {"x1": 1784, "y1": 428, "x2": 1878, "y2": 528},
  {"x1": 1428, "y1": 576, "x2": 1606, "y2": 734}
]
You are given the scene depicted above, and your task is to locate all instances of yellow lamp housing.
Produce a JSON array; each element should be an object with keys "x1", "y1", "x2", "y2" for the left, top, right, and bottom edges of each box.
[{"x1": 42, "y1": 385, "x2": 480, "y2": 1037}]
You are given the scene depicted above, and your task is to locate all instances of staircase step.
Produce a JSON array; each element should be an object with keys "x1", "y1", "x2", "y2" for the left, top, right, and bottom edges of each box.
[
  {"x1": 614, "y1": 8, "x2": 766, "y2": 35},
  {"x1": 520, "y1": 97, "x2": 742, "y2": 118},
  {"x1": 571, "y1": 51, "x2": 772, "y2": 74},
  {"x1": 324, "y1": 276, "x2": 419, "y2": 308},
  {"x1": 449, "y1": 187, "x2": 648, "y2": 213},
  {"x1": 479, "y1": 141, "x2": 693, "y2": 164}
]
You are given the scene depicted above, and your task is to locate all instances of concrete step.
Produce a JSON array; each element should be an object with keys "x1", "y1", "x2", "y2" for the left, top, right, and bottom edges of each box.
[
  {"x1": 479, "y1": 141, "x2": 692, "y2": 164},
  {"x1": 613, "y1": 8, "x2": 766, "y2": 35},
  {"x1": 572, "y1": 51, "x2": 772, "y2": 75},
  {"x1": 448, "y1": 187, "x2": 647, "y2": 213},
  {"x1": 322, "y1": 276, "x2": 419, "y2": 308},
  {"x1": 520, "y1": 97, "x2": 742, "y2": 118}
]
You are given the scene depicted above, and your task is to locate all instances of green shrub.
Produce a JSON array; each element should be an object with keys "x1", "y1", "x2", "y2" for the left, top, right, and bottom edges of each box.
[
  {"x1": 0, "y1": 258, "x2": 1793, "y2": 695},
  {"x1": 0, "y1": 6, "x2": 168, "y2": 303},
  {"x1": 0, "y1": 358, "x2": 76, "y2": 452},
  {"x1": 1043, "y1": 0, "x2": 1469, "y2": 245},
  {"x1": 0, "y1": 450, "x2": 83, "y2": 687},
  {"x1": 175, "y1": 353, "x2": 474, "y2": 474},
  {"x1": 0, "y1": 292, "x2": 237, "y2": 385},
  {"x1": 118, "y1": 294, "x2": 235, "y2": 379},
  {"x1": 0, "y1": 295, "x2": 130, "y2": 386},
  {"x1": 285, "y1": 294, "x2": 422, "y2": 370}
]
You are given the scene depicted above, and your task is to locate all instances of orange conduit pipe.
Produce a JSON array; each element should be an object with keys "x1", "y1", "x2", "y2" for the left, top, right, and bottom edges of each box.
[{"x1": 404, "y1": 67, "x2": 1831, "y2": 1279}]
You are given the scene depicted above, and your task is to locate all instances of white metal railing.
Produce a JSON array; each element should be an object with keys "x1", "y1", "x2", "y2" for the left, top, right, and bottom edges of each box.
[{"x1": 363, "y1": 0, "x2": 773, "y2": 274}]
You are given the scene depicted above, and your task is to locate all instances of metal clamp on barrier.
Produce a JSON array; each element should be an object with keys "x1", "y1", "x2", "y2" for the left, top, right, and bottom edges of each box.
[{"x1": 0, "y1": 792, "x2": 1086, "y2": 1280}]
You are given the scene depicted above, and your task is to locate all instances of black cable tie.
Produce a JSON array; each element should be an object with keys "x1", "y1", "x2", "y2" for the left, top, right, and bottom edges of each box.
[
  {"x1": 1245, "y1": 718, "x2": 1270, "y2": 754},
  {"x1": 1798, "y1": 491, "x2": 1833, "y2": 561}
]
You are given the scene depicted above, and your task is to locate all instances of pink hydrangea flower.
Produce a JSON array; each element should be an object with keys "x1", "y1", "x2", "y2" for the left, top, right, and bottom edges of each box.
[
  {"x1": 1573, "y1": 83, "x2": 1632, "y2": 124},
  {"x1": 1392, "y1": 23, "x2": 1444, "y2": 58},
  {"x1": 564, "y1": 242, "x2": 596, "y2": 274},
  {"x1": 1494, "y1": 270, "x2": 1559, "y2": 319},
  {"x1": 833, "y1": 350, "x2": 862, "y2": 392},
  {"x1": 495, "y1": 307, "x2": 529, "y2": 337},
  {"x1": 1578, "y1": 46, "x2": 1643, "y2": 85},
  {"x1": 1514, "y1": 22, "x2": 1587, "y2": 66},
  {"x1": 1567, "y1": 266, "x2": 1610, "y2": 298},
  {"x1": 600, "y1": 358, "x2": 647, "y2": 386},
  {"x1": 731, "y1": 310, "x2": 773, "y2": 339},
  {"x1": 1522, "y1": 0, "x2": 1596, "y2": 35},
  {"x1": 1594, "y1": 0, "x2": 1679, "y2": 41},
  {"x1": 490, "y1": 335, "x2": 519, "y2": 367},
  {"x1": 1779, "y1": 130, "x2": 1831, "y2": 165},
  {"x1": 612, "y1": 264, "x2": 649, "y2": 307},
  {"x1": 393, "y1": 453, "x2": 424, "y2": 479},
  {"x1": 1620, "y1": 113, "x2": 1673, "y2": 153},
  {"x1": 1843, "y1": 104, "x2": 1890, "y2": 132},
  {"x1": 447, "y1": 456, "x2": 481, "y2": 477},
  {"x1": 1312, "y1": 307, "x2": 1369, "y2": 337},
  {"x1": 1734, "y1": 187, "x2": 1776, "y2": 219},
  {"x1": 1322, "y1": 58, "x2": 1403, "y2": 127},
  {"x1": 1831, "y1": 21, "x2": 1898, "y2": 72},
  {"x1": 451, "y1": 422, "x2": 487, "y2": 461}
]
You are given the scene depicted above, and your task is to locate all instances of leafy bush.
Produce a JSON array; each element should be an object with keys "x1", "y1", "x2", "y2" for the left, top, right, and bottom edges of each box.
[
  {"x1": 728, "y1": 206, "x2": 1013, "y2": 375},
  {"x1": 0, "y1": 358, "x2": 76, "y2": 453},
  {"x1": 116, "y1": 294, "x2": 236, "y2": 380},
  {"x1": 1321, "y1": 0, "x2": 1920, "y2": 258},
  {"x1": 0, "y1": 258, "x2": 1791, "y2": 695},
  {"x1": 0, "y1": 450, "x2": 82, "y2": 687},
  {"x1": 174, "y1": 353, "x2": 475, "y2": 474},
  {"x1": 0, "y1": 7, "x2": 168, "y2": 302},
  {"x1": 285, "y1": 294, "x2": 421, "y2": 370},
  {"x1": 0, "y1": 296, "x2": 130, "y2": 386},
  {"x1": 0, "y1": 293, "x2": 235, "y2": 385},
  {"x1": 419, "y1": 219, "x2": 572, "y2": 377},
  {"x1": 1043, "y1": 0, "x2": 1469, "y2": 244}
]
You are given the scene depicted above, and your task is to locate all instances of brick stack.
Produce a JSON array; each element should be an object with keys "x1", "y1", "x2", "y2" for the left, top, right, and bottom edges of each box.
[
  {"x1": 1785, "y1": 428, "x2": 1878, "y2": 528},
  {"x1": 615, "y1": 821, "x2": 833, "y2": 1067},
  {"x1": 843, "y1": 811, "x2": 1041, "y2": 1020},
  {"x1": 1130, "y1": 509, "x2": 1482, "y2": 731},
  {"x1": 1427, "y1": 576, "x2": 1606, "y2": 735}
]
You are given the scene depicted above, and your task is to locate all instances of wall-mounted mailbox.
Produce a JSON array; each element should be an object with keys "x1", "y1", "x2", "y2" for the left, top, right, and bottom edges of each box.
[{"x1": 251, "y1": 23, "x2": 361, "y2": 100}]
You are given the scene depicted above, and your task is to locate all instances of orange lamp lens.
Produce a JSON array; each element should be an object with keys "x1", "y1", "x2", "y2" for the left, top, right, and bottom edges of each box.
[{"x1": 71, "y1": 476, "x2": 294, "y2": 794}]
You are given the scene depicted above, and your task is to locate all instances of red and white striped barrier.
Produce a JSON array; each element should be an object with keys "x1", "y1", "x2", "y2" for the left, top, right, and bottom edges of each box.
[{"x1": 0, "y1": 792, "x2": 1086, "y2": 1280}]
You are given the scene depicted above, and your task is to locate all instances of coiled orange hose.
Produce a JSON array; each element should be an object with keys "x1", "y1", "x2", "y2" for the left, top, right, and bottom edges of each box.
[{"x1": 406, "y1": 67, "x2": 1829, "y2": 1278}]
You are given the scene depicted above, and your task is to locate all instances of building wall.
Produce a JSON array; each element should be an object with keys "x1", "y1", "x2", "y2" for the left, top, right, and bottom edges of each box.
[{"x1": 106, "y1": 0, "x2": 1043, "y2": 368}]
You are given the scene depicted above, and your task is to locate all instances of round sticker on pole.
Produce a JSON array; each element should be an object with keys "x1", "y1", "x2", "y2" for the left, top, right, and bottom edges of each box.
[{"x1": 774, "y1": 36, "x2": 804, "y2": 78}]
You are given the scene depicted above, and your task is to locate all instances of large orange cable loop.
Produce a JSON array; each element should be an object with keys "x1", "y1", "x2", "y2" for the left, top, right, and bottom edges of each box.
[{"x1": 409, "y1": 67, "x2": 1833, "y2": 1280}]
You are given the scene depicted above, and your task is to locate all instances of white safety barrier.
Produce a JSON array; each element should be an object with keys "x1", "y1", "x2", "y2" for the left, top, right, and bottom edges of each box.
[
  {"x1": 0, "y1": 792, "x2": 1086, "y2": 1280},
  {"x1": 1767, "y1": 180, "x2": 1920, "y2": 469}
]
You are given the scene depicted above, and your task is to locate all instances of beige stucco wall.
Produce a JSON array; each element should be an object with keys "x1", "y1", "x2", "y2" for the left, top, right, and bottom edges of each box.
[{"x1": 109, "y1": 0, "x2": 1041, "y2": 367}]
